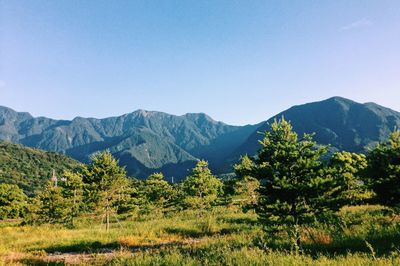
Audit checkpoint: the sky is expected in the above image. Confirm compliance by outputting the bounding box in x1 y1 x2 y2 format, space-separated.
0 1 399 125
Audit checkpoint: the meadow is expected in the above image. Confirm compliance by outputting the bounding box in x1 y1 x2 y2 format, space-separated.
1 205 400 266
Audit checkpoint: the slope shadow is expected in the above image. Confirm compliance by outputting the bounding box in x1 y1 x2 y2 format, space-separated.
262 228 400 258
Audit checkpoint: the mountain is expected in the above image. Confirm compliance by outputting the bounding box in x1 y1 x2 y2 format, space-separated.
229 97 400 161
1 97 399 179
0 141 81 196
0 107 257 179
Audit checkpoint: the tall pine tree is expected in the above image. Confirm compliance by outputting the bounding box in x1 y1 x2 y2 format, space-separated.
82 150 130 232
253 118 345 249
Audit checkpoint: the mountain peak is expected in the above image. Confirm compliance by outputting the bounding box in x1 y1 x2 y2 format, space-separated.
183 112 220 124
323 96 357 105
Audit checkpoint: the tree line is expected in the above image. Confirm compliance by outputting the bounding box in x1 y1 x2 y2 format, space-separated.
1 118 399 248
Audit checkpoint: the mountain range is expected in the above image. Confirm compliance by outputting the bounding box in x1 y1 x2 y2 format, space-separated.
1 96 399 180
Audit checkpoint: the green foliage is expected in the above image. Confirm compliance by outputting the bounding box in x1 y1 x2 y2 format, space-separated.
365 129 400 210
328 151 371 205
61 170 84 217
230 155 259 210
253 118 348 248
81 150 130 231
0 183 28 219
182 160 223 211
82 150 130 212
0 141 80 196
25 182 74 225
142 173 175 210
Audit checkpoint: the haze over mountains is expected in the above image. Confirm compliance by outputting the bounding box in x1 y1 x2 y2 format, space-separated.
1 97 399 179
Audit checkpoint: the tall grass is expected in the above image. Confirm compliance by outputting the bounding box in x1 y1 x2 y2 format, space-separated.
1 206 400 265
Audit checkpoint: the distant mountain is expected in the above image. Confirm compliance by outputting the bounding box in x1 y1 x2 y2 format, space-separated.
0 107 257 179
1 97 399 179
0 141 80 196
229 97 400 162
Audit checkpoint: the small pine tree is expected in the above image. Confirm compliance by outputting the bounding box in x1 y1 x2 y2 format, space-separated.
143 173 174 211
25 181 72 225
182 160 223 213
82 150 130 232
365 129 400 211
0 184 27 219
328 151 371 205
232 155 259 211
61 170 84 220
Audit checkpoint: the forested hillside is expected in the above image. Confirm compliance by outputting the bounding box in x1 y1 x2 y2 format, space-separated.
0 106 257 179
0 141 81 195
228 97 400 165
1 97 400 179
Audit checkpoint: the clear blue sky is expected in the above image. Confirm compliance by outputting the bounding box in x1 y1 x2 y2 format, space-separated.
1 1 399 125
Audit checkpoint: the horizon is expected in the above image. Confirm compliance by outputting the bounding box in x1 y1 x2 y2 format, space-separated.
1 95 398 126
1 1 400 125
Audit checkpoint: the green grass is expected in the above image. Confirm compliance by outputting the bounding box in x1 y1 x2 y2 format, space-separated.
1 206 400 265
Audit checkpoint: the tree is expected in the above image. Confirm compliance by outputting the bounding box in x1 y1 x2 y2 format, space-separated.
182 160 223 212
365 129 400 210
328 151 370 205
25 181 72 225
82 150 130 232
143 173 174 210
0 184 27 219
61 170 84 220
231 155 259 210
253 118 344 250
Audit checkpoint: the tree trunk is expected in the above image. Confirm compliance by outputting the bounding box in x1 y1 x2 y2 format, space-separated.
291 202 303 254
294 218 303 254
73 189 77 206
106 200 110 233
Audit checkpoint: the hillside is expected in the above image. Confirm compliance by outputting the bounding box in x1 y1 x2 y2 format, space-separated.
0 141 81 196
0 107 257 179
1 97 399 179
229 97 400 164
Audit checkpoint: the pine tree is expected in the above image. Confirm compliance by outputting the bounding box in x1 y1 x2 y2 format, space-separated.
365 129 400 211
0 184 27 219
61 170 84 220
231 155 259 210
143 173 174 210
182 160 223 212
328 151 371 205
253 118 344 250
25 181 72 225
82 150 130 232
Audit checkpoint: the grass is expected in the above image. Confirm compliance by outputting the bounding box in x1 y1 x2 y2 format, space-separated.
1 206 400 265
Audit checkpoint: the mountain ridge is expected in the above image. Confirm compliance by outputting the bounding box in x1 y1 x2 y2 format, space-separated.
1 96 399 179
0 105 258 179
229 96 400 163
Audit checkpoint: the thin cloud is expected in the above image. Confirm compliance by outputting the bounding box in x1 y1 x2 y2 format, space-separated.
341 19 373 31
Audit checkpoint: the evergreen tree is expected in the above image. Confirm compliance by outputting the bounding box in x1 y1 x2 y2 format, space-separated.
253 118 345 250
328 151 371 205
82 150 130 231
61 170 84 219
0 184 27 219
365 129 400 210
231 155 259 211
182 160 223 212
25 181 72 225
143 173 174 210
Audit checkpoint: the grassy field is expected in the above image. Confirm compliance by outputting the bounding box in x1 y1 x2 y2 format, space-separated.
1 205 399 265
